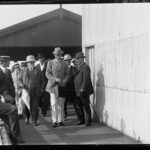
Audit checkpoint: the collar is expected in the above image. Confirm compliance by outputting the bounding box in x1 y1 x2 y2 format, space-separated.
54 58 62 63
0 65 6 73
78 62 85 67
39 62 45 66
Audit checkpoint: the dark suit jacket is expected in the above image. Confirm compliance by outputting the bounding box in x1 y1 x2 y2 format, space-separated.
35 62 48 90
74 63 94 97
0 68 15 98
66 65 78 96
18 67 45 96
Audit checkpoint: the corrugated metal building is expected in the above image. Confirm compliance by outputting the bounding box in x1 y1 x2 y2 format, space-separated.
82 4 150 143
0 8 81 60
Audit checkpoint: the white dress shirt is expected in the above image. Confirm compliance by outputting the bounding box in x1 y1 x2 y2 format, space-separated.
39 63 45 71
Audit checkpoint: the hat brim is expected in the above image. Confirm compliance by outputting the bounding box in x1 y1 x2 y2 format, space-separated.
52 51 64 55
75 56 86 58
64 59 72 61
14 65 20 68
37 56 45 59
26 60 36 63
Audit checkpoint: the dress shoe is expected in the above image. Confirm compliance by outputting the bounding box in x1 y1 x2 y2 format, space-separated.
58 122 64 126
76 121 85 125
85 123 91 127
33 121 38 126
52 122 57 128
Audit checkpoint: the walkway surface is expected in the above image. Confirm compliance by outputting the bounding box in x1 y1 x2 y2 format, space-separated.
19 104 141 145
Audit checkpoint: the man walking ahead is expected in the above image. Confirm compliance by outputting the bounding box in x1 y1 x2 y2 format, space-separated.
74 52 94 127
18 55 44 126
46 47 69 127
36 53 50 117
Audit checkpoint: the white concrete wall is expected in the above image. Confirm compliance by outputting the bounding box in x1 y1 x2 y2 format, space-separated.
82 4 150 143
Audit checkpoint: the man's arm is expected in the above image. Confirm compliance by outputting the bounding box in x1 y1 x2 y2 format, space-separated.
81 65 91 92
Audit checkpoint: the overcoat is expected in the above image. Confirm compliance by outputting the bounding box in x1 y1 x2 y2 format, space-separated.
74 63 94 97
35 62 48 90
0 68 15 98
18 67 44 96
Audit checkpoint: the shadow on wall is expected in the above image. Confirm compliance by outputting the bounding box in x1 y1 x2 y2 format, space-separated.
121 118 126 134
95 64 106 123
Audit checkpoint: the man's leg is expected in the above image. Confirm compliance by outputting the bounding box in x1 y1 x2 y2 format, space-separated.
42 91 50 116
39 94 43 113
50 93 58 125
63 98 68 119
57 97 65 125
32 96 40 125
80 94 91 126
74 97 85 124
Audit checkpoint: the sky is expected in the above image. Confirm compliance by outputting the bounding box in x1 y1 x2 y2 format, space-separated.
0 4 82 30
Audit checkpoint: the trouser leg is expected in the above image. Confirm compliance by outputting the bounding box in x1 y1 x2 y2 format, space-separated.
64 98 68 117
50 93 58 123
75 96 85 122
42 91 50 115
80 94 91 124
39 94 43 109
24 105 30 120
57 97 65 123
31 96 40 122
72 96 81 121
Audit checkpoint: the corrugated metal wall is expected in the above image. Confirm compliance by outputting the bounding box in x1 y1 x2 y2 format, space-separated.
82 4 150 143
0 16 81 47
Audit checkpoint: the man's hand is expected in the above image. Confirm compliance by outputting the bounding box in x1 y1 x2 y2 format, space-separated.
40 89 44 94
0 95 5 103
56 78 62 83
81 89 84 92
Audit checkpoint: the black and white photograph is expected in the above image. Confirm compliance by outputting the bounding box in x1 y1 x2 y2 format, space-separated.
0 1 148 146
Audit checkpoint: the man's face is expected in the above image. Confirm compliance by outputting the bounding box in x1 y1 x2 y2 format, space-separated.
1 60 10 68
15 68 20 74
65 60 71 66
27 62 35 71
54 53 61 60
38 58 45 64
76 57 84 65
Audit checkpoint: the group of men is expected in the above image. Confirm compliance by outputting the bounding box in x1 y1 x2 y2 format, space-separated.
0 47 94 144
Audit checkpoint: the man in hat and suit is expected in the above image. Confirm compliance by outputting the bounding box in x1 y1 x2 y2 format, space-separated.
20 61 27 70
63 54 82 121
74 52 94 127
36 53 50 117
12 62 23 118
0 56 24 144
18 55 45 126
46 47 69 127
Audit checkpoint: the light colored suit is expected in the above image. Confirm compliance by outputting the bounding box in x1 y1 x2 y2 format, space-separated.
45 58 69 123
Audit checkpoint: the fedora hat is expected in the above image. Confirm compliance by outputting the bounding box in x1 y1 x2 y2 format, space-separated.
13 62 20 68
64 54 72 61
26 55 36 63
52 47 64 55
37 53 45 59
20 61 27 67
75 52 86 58
0 56 10 61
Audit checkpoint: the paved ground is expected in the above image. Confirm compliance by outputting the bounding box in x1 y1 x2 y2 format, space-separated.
18 104 141 145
